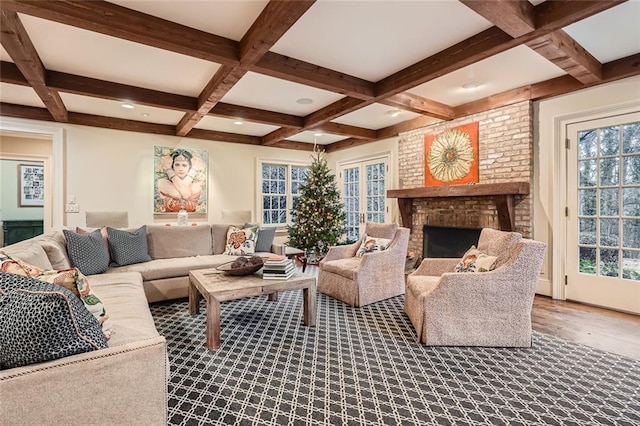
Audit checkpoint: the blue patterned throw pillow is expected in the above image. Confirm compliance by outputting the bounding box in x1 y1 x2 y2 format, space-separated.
0 273 108 369
63 229 110 275
106 226 152 267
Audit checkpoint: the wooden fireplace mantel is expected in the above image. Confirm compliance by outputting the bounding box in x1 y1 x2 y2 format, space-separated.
387 182 530 232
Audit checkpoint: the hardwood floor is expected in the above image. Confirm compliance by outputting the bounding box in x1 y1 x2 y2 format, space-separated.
532 295 640 361
302 264 640 361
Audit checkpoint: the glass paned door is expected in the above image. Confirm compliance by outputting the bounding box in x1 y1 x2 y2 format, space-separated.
339 157 389 243
566 113 640 314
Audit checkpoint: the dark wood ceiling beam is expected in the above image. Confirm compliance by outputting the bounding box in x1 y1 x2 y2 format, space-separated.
0 102 54 121
253 52 375 99
269 140 316 152
0 0 239 65
210 103 303 128
456 53 640 116
324 138 372 153
531 53 640 100
311 122 376 140
534 0 625 30
0 9 68 122
376 0 623 98
262 97 370 146
459 0 535 38
0 62 305 128
0 102 264 144
0 61 27 85
380 93 455 120
376 116 442 140
453 86 533 117
175 1 313 137
527 30 603 84
176 65 247 136
46 69 197 112
239 0 315 66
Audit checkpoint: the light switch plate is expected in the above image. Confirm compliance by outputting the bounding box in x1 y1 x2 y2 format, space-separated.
65 204 79 213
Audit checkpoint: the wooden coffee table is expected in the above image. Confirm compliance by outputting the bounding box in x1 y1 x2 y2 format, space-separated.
188 269 317 350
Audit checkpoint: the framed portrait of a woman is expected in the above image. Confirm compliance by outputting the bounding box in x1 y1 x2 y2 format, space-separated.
154 146 208 214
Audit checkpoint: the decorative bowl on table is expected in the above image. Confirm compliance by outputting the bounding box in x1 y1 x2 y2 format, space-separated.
216 255 264 276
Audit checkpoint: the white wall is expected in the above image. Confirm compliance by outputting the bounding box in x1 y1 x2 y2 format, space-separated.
59 125 316 228
534 75 640 296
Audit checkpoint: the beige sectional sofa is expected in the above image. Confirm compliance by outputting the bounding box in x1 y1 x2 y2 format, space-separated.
0 222 269 425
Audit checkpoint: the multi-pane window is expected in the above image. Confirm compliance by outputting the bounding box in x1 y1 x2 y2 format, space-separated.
261 163 309 225
577 121 640 281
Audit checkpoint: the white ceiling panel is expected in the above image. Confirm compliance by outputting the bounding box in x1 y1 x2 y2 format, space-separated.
0 83 45 108
564 1 640 63
195 115 278 137
271 0 492 82
18 14 220 97
408 45 566 106
108 0 269 41
221 72 344 116
59 93 184 125
286 131 346 145
333 103 423 130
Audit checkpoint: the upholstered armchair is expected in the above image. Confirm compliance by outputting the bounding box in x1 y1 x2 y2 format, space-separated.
405 228 546 347
318 223 410 307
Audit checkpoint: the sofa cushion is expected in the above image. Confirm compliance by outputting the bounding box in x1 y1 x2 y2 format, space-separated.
105 254 233 282
89 272 160 348
223 226 258 255
146 224 213 259
0 241 53 271
212 224 236 254
322 257 362 280
38 229 71 270
245 223 276 253
64 229 110 275
107 226 152 267
0 273 108 369
40 241 70 270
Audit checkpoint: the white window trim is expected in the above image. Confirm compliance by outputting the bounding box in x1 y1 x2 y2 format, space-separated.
255 157 311 228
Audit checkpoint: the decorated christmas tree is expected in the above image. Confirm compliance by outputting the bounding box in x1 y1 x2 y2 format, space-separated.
288 150 346 260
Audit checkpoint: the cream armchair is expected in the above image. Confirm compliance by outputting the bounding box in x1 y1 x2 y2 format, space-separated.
405 228 546 347
318 223 410 307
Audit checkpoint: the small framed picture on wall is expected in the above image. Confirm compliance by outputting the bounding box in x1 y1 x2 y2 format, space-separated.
19 164 44 207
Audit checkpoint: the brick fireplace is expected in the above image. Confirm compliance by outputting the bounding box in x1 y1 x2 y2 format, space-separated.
394 101 534 259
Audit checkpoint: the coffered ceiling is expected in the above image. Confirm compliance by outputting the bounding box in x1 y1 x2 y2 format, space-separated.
1 0 639 152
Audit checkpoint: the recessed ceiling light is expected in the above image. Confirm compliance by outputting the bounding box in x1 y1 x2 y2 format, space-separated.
233 120 244 125
121 103 135 109
140 112 150 117
386 109 402 118
297 98 313 105
462 83 479 90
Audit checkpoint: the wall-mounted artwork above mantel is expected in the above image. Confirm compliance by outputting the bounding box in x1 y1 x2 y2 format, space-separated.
424 122 479 187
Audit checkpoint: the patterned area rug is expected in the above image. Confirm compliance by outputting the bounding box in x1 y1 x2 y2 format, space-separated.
150 292 640 426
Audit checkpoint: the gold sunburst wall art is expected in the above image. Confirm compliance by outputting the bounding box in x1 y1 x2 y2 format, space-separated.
424 122 479 187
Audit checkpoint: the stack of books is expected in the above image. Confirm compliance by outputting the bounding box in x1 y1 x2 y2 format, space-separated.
263 255 295 280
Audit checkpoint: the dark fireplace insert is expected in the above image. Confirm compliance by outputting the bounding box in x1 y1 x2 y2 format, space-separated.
423 225 482 258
